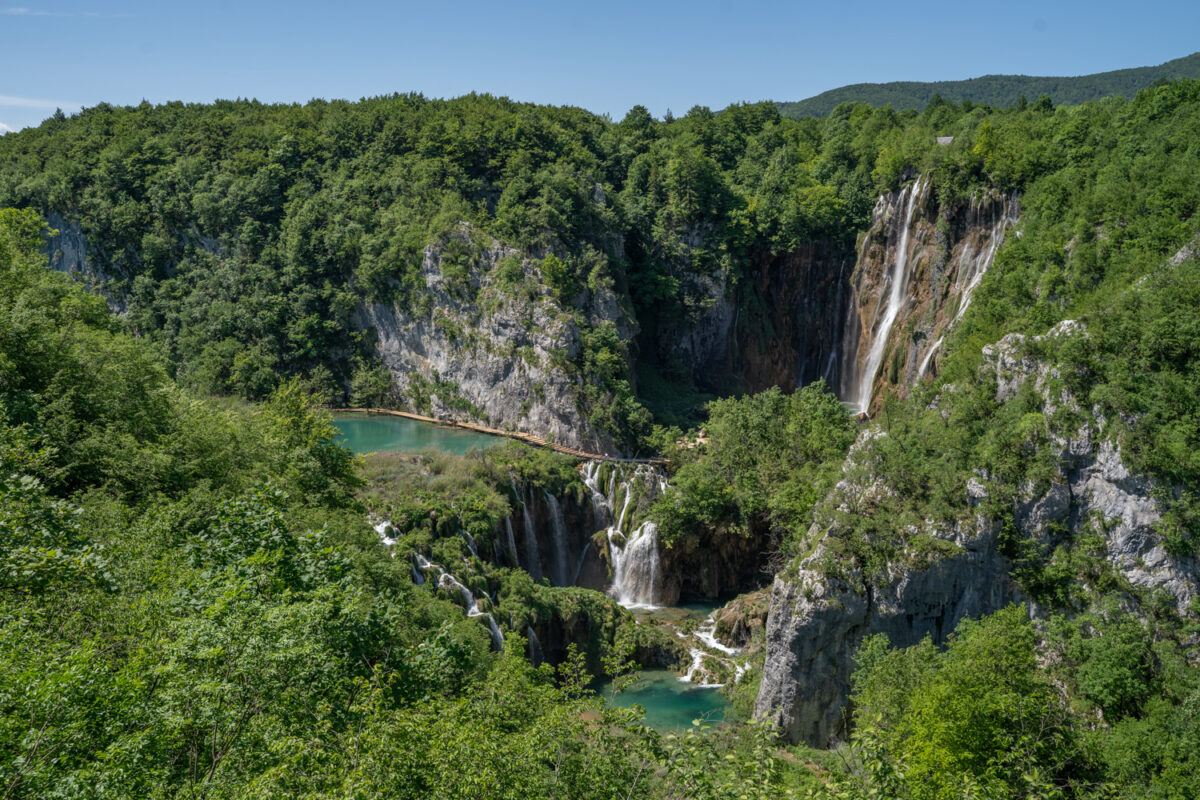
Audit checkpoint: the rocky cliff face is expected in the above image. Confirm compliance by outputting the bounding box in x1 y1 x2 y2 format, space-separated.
755 320 1199 746
645 239 855 396
356 226 635 453
840 178 1019 413
43 213 128 313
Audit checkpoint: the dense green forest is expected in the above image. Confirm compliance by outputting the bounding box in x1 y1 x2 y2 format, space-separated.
0 208 820 798
2 75 1200 798
776 50 1200 117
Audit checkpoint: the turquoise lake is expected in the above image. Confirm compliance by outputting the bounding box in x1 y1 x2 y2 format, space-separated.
596 670 732 732
332 413 506 456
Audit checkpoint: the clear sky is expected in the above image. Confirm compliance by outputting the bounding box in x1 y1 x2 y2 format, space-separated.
2 0 1198 132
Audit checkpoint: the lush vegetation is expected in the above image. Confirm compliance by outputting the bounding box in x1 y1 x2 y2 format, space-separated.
818 603 1200 799
1 208 836 798
776 50 1200 117
652 381 855 553
3 71 1200 798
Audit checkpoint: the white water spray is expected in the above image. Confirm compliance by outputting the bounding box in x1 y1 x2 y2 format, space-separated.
543 490 570 586
854 177 926 414
582 461 666 608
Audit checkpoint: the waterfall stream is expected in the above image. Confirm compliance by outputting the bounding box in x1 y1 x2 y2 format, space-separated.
413 554 505 651
582 461 666 608
543 490 570 586
854 177 926 414
519 484 542 581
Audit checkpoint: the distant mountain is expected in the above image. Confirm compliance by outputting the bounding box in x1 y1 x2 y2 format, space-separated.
777 51 1200 117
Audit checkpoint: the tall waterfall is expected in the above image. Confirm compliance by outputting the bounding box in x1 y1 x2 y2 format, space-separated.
838 178 1018 405
951 195 1017 324
582 461 667 608
853 177 926 414
543 490 570 587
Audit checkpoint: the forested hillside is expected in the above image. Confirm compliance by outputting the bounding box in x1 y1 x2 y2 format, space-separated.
2 77 1200 798
0 208 820 798
772 50 1200 118
776 50 1200 117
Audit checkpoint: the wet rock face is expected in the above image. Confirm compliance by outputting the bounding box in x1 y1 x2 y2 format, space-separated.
357 227 635 454
659 524 775 603
755 322 1199 747
840 181 1020 412
646 238 855 397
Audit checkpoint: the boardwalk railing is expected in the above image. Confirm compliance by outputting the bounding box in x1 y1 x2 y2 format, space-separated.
334 408 667 464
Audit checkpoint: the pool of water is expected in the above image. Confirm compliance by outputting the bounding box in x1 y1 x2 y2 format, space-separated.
332 413 506 456
596 670 732 732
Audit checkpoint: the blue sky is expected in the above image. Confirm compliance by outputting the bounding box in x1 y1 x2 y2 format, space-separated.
2 0 1197 132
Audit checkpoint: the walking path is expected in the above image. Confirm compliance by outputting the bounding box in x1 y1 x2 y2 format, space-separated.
336 408 667 464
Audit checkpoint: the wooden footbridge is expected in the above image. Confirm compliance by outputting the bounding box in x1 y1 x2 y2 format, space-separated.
336 408 667 464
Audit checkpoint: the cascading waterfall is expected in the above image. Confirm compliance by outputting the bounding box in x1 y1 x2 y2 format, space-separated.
952 195 1017 324
526 626 544 666
582 461 666 608
916 193 1017 380
372 518 397 547
680 613 747 687
519 484 542 581
413 554 505 651
543 490 570 586
609 521 663 608
503 516 521 569
853 176 926 414
917 336 943 379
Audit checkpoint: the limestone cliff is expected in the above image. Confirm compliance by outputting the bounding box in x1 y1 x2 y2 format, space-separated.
755 320 1199 746
645 239 855 397
356 225 635 454
43 213 127 313
840 178 1020 413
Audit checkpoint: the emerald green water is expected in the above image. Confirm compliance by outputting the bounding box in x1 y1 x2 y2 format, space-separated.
596 670 732 732
332 413 505 456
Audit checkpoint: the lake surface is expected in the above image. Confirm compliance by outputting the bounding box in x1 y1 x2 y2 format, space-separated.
332 413 506 456
596 670 732 731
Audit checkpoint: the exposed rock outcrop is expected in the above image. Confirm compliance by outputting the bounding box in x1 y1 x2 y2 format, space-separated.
357 226 635 453
840 179 1020 412
43 213 127 313
755 320 1198 746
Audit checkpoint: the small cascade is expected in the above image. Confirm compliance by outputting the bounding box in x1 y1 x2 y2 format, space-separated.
917 336 943 379
543 490 571 587
462 531 479 560
372 518 397 547
503 516 521 569
526 625 544 666
680 614 747 688
412 554 504 651
853 177 926 414
519 484 542 581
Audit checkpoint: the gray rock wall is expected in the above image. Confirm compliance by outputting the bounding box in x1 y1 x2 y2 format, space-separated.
358 226 633 453
755 321 1199 746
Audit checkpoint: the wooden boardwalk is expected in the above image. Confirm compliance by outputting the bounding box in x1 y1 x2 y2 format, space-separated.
335 408 667 464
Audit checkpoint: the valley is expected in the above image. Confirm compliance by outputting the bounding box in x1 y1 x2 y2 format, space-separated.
2 71 1200 799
